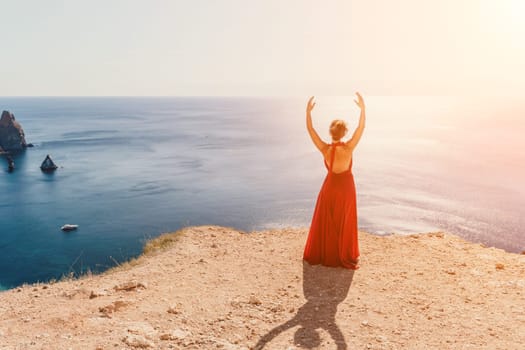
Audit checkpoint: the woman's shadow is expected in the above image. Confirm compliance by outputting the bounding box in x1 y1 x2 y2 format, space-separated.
254 261 354 349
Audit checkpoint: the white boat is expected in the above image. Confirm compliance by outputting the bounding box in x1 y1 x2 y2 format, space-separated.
61 224 79 231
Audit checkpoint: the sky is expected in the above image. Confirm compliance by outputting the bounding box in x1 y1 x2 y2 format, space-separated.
0 0 524 96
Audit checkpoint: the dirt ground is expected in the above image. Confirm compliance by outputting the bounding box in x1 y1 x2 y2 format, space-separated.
0 225 524 349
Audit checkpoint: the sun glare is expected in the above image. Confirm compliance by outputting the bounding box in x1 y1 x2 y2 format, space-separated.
499 0 525 33
510 1 525 25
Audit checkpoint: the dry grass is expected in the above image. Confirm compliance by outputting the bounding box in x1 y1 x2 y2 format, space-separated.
103 228 187 275
142 228 187 256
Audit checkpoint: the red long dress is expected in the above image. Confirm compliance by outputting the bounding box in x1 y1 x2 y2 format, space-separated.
303 142 360 269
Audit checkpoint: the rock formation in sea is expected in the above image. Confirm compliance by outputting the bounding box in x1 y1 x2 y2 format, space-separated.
0 110 27 151
40 155 58 172
7 155 15 172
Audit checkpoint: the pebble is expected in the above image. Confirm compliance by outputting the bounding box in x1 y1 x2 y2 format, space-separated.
89 290 108 299
248 296 262 306
99 300 128 316
122 334 154 348
160 328 188 341
114 281 147 291
376 335 388 342
167 306 180 314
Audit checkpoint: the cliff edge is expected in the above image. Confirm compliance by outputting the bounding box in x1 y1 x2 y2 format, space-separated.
0 226 524 349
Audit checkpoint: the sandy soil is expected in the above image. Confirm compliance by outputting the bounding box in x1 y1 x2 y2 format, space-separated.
0 225 524 350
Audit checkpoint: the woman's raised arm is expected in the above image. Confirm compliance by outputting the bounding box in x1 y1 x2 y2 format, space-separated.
347 92 366 150
306 96 328 154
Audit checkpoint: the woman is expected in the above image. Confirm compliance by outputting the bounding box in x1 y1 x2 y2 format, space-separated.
303 93 366 270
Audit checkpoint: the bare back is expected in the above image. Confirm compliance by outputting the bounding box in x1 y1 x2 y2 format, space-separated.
323 143 353 174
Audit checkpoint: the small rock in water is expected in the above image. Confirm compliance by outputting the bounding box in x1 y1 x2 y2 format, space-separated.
40 154 58 172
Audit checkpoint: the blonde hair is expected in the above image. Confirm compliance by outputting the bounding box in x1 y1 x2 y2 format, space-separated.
329 119 347 141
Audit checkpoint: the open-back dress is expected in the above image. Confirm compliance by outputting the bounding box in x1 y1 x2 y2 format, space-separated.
303 142 360 269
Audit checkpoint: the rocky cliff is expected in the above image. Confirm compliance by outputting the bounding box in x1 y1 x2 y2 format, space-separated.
0 110 27 151
0 226 524 349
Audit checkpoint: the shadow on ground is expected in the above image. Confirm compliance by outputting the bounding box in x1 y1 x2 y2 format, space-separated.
254 261 354 349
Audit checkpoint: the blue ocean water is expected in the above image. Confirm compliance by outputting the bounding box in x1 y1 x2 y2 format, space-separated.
1 96 524 290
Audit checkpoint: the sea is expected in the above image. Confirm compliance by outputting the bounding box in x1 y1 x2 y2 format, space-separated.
0 96 524 290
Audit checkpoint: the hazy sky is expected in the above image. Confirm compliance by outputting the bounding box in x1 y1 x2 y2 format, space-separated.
0 0 524 96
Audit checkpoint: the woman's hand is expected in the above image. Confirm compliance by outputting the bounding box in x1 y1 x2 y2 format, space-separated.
307 96 316 113
347 92 366 150
306 96 328 153
354 92 365 110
